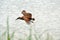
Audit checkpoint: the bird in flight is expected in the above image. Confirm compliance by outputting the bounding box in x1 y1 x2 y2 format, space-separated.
16 10 35 24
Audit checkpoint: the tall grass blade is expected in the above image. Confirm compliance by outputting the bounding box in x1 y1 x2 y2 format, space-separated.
34 34 39 40
0 31 6 40
46 33 53 40
27 25 32 40
10 31 15 40
46 33 49 40
7 16 10 40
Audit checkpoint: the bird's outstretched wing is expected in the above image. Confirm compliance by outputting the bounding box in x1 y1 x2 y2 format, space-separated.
23 13 32 18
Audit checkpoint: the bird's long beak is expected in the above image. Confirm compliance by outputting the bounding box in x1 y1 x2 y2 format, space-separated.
16 17 20 20
16 17 24 20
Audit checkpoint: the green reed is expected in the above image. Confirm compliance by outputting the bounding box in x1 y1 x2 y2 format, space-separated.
0 17 54 40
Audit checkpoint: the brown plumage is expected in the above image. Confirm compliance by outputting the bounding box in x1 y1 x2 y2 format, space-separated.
16 10 35 24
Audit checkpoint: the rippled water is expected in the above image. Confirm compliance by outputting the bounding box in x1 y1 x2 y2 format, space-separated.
0 0 60 40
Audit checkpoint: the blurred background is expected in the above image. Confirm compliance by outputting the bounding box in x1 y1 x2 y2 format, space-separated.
0 0 60 40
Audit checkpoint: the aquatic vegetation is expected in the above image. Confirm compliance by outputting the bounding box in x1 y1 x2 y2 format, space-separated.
0 17 54 40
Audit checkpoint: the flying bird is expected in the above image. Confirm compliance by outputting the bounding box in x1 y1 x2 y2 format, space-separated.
16 10 35 24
